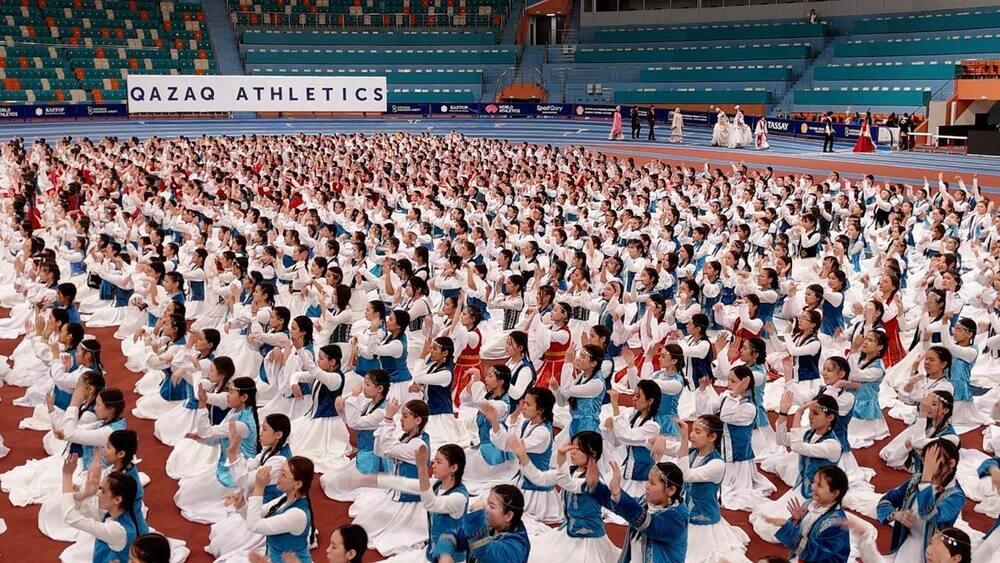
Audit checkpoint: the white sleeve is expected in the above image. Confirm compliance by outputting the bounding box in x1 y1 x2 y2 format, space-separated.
246 496 308 536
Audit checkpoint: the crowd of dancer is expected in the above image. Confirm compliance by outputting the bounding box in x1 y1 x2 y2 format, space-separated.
0 130 997 563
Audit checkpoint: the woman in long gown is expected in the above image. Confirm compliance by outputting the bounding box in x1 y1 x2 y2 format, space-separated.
173 376 260 524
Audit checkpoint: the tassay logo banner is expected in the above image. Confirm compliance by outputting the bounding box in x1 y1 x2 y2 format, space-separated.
126 75 387 113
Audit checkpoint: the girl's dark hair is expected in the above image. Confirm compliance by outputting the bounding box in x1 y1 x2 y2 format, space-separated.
271 306 291 331
815 465 849 506
633 379 662 427
335 524 369 563
527 387 556 424
108 429 139 468
927 345 953 377
130 532 171 563
926 391 955 436
571 430 603 462
99 388 126 422
489 364 512 398
935 527 972 563
433 336 456 366
491 484 525 530
746 337 767 366
654 461 685 504
293 315 314 346
231 376 261 453
508 331 529 356
697 414 725 452
212 356 236 392
813 394 840 428
261 413 292 464
106 470 140 532
366 369 391 404
287 456 317 547
202 328 221 353
403 399 431 435
437 444 467 486
825 356 851 380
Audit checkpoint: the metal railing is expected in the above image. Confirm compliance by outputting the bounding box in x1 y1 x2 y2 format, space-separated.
585 0 831 11
231 11 504 29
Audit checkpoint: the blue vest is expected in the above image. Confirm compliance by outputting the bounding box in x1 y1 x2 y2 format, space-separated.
311 370 344 419
820 297 845 336
568 371 604 436
98 278 114 301
159 339 189 402
518 422 554 492
509 359 536 410
685 449 723 525
562 468 606 538
720 396 754 462
80 417 127 470
355 399 388 474
950 344 975 402
216 408 258 487
686 336 714 388
125 464 149 532
258 330 288 384
380 334 412 383
426 483 470 562
796 430 841 498
112 284 133 307
391 432 431 503
623 415 655 482
262 445 294 503
475 394 513 466
820 386 853 453
265 497 312 563
794 335 821 382
70 259 87 276
189 278 206 302
653 371 683 436
425 361 455 416
702 281 723 330
92 511 143 563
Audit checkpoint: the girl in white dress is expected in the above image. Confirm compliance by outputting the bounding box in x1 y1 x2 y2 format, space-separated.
602 381 661 498
206 414 292 562
694 364 775 510
173 376 260 524
165 356 235 480
508 431 621 563
409 336 470 450
459 364 518 493
485 387 562 523
349 398 432 556
57 455 144 563
321 369 391 502
288 344 351 472
152 328 221 445
351 443 469 563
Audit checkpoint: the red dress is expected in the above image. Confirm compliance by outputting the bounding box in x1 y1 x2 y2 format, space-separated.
853 121 876 153
728 318 762 364
882 315 906 367
452 327 482 406
536 325 571 389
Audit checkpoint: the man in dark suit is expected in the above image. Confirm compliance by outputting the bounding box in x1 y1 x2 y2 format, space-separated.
822 111 835 152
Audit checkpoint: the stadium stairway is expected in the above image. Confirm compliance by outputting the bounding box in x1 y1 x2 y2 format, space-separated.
202 0 245 75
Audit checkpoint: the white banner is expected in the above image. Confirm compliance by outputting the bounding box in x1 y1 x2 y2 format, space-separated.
126 75 387 113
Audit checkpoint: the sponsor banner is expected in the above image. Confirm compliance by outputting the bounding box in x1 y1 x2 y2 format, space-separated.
573 104 619 119
436 103 480 115
533 104 572 117
387 103 431 115
761 118 877 142
126 75 387 113
80 103 128 118
0 103 128 120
